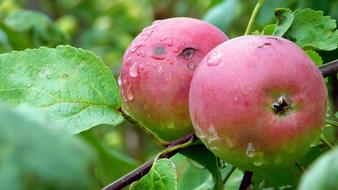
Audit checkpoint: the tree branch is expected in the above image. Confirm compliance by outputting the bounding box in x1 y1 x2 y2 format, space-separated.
239 171 253 190
319 59 338 78
103 60 338 190
102 133 196 190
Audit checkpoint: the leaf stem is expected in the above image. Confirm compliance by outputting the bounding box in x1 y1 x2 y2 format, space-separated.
154 136 194 162
223 166 236 184
320 137 334 149
215 158 224 190
244 0 265 35
325 119 338 127
119 108 168 146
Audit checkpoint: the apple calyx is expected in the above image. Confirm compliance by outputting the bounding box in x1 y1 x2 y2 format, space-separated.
272 95 291 115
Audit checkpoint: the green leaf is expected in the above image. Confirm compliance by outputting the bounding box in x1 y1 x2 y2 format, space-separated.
256 0 298 27
252 146 323 190
262 24 276 35
81 130 139 184
3 10 67 47
0 28 11 52
131 159 177 190
0 45 123 134
223 167 243 190
178 166 213 190
203 0 243 33
298 147 338 190
273 8 338 51
273 8 294 36
305 50 323 66
0 103 97 190
180 144 223 190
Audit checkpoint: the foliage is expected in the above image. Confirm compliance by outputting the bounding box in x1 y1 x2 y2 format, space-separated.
0 45 123 134
131 159 177 190
273 8 338 50
0 103 97 190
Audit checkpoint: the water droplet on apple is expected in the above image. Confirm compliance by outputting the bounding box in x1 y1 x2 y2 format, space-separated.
167 59 173 65
167 37 173 47
220 160 228 168
207 52 222 66
157 66 163 74
174 44 184 53
208 123 219 144
253 159 263 166
129 63 138 78
166 121 175 129
125 84 134 101
143 104 148 110
147 112 151 118
130 43 143 53
225 137 234 148
252 152 264 166
188 62 196 70
194 126 205 139
209 145 219 151
137 49 145 57
165 69 172 81
246 142 256 157
159 36 167 41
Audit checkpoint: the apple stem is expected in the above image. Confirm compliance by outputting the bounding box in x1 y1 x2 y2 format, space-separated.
325 119 338 127
320 137 334 149
119 108 169 146
244 0 265 35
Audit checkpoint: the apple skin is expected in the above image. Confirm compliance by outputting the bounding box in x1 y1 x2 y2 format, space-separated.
189 35 327 171
119 17 228 141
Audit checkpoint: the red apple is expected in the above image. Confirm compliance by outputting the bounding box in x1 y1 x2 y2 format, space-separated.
189 35 327 171
119 17 228 141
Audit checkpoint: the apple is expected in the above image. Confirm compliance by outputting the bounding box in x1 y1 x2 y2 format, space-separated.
119 17 228 141
189 35 327 171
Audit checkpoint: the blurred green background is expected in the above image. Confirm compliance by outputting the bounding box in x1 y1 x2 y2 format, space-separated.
0 0 337 188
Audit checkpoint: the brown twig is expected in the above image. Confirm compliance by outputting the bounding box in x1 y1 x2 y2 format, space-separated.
239 171 253 190
319 59 338 78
